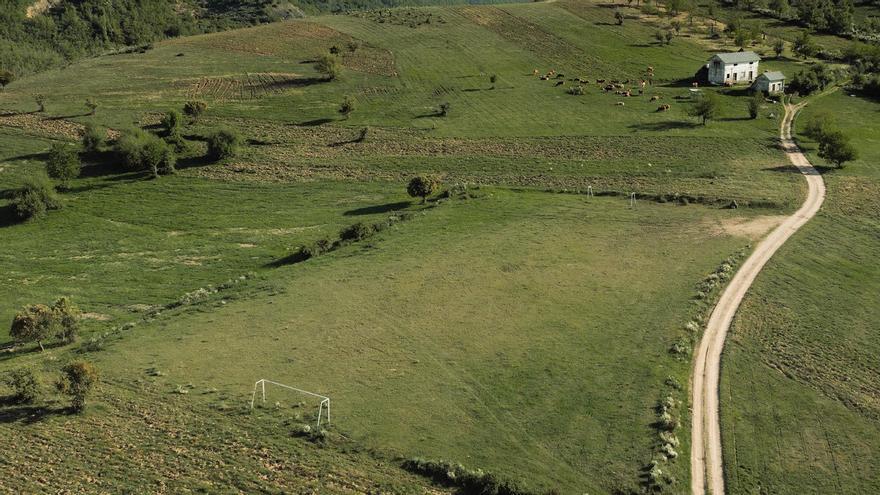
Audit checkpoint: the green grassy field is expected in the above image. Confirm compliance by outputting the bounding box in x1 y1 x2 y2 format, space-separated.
720 91 880 494
0 0 832 493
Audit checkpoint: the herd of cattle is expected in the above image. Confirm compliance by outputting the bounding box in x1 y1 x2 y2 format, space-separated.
532 66 679 111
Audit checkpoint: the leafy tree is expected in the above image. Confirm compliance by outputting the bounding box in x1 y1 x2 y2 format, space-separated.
314 54 341 80
2 368 40 403
438 102 450 116
10 304 57 351
81 123 104 152
818 130 857 167
770 0 790 17
688 93 720 125
0 69 14 90
162 109 183 136
615 10 625 25
773 38 785 58
46 143 82 190
489 73 497 89
339 96 356 119
793 31 817 59
803 112 834 139
406 176 439 203
734 29 750 49
183 100 207 121
664 30 675 44
34 94 46 113
57 361 98 412
207 128 240 161
10 175 61 220
655 30 665 43
52 297 81 344
747 92 763 119
115 129 175 176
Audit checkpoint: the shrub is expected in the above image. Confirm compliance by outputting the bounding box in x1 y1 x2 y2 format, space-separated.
314 54 341 80
10 304 57 351
747 92 762 119
407 176 439 203
84 98 97 116
116 129 176 175
45 143 81 190
2 368 40 403
183 100 207 120
57 361 98 412
688 92 720 125
567 85 586 95
0 69 14 89
338 96 356 119
81 123 104 152
339 222 375 242
206 128 241 161
162 109 183 136
803 112 834 140
10 175 61 220
34 93 45 112
438 102 450 116
52 297 81 344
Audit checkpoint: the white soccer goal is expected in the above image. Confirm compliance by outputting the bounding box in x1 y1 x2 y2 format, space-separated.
250 379 331 427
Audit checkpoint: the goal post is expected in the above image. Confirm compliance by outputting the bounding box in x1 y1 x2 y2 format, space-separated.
250 379 331 427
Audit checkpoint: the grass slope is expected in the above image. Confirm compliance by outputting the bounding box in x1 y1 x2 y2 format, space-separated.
721 91 880 494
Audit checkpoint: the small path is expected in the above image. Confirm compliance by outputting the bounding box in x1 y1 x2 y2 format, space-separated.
690 100 826 494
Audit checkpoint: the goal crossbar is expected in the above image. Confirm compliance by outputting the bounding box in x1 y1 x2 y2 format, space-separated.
249 379 331 427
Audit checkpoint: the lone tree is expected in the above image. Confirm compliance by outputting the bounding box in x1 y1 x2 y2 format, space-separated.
793 31 816 59
183 100 207 121
339 96 356 119
57 361 98 412
52 297 81 344
34 94 46 113
314 54 341 80
0 69 14 90
438 102 450 116
10 304 57 351
82 123 104 152
407 176 439 203
207 128 241 161
46 143 82 190
747 92 763 119
688 93 720 125
11 175 61 220
773 38 785 58
818 130 857 168
162 109 183 136
85 98 98 116
489 73 497 89
614 9 624 25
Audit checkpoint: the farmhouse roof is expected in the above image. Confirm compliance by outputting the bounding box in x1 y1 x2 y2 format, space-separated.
758 71 785 81
712 51 761 64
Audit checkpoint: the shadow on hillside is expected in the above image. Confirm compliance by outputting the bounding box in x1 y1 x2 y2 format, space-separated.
719 116 752 122
628 121 700 131
763 164 801 174
344 201 411 216
0 399 70 425
46 112 91 121
0 204 21 228
2 151 50 162
414 112 443 119
296 118 336 127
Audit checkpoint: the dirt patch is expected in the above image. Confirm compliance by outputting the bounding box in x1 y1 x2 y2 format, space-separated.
710 215 786 240
0 111 119 141
81 312 112 321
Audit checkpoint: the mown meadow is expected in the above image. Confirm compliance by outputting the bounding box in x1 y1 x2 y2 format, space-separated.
0 0 827 492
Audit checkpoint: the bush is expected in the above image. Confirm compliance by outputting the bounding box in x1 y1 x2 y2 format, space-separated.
57 361 98 412
567 85 586 95
438 102 450 116
314 54 341 80
162 109 183 136
747 92 762 119
81 123 104 152
818 130 857 168
52 297 81 344
183 100 207 120
0 69 14 89
339 222 375 242
2 369 40 403
115 129 176 175
10 175 61 220
45 143 81 190
10 304 57 351
803 112 834 140
407 176 440 203
206 128 241 161
339 95 356 119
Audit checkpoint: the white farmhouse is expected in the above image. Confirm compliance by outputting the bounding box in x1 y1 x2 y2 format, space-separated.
752 71 785 94
705 51 761 85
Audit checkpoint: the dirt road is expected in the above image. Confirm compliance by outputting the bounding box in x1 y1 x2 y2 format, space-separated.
690 101 826 494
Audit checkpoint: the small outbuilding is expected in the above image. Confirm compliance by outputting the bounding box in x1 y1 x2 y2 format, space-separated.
703 51 761 85
752 71 785 94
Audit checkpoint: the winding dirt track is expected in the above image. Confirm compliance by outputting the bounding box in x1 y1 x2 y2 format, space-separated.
690 101 826 494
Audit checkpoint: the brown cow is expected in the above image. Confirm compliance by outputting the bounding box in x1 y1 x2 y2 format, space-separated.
657 104 671 112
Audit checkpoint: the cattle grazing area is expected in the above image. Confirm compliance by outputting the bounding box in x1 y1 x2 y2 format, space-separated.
0 0 873 493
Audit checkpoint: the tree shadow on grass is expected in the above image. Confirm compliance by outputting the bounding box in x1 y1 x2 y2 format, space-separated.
0 204 22 228
46 112 91 121
2 151 49 162
344 201 411 216
0 397 74 425
719 116 753 122
296 118 336 127
628 121 700 131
